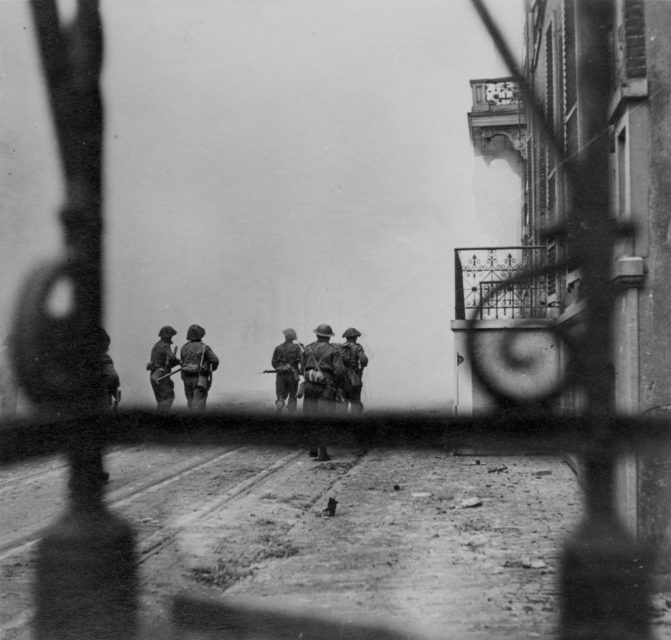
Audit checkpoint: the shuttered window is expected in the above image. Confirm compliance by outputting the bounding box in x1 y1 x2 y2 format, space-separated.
563 0 577 114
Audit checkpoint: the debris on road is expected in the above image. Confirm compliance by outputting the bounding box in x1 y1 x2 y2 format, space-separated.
488 465 508 474
463 534 489 549
411 492 432 498
459 497 483 508
522 558 547 569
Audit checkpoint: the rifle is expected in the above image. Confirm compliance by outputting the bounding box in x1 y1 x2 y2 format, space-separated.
259 369 299 374
155 366 185 381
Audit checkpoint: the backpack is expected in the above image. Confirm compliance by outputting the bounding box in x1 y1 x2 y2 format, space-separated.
304 344 330 385
340 342 356 368
181 344 207 375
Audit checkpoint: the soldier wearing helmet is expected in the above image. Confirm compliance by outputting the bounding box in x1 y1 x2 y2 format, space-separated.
180 324 219 412
271 328 303 413
98 327 120 412
147 325 180 414
301 323 343 461
337 327 368 416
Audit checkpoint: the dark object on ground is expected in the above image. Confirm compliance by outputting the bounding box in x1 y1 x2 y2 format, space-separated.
488 465 508 474
323 497 338 517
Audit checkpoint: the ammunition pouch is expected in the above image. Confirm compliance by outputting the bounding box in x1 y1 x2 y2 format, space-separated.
181 363 200 375
345 368 362 389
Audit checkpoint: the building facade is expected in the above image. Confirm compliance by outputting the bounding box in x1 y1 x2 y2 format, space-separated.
458 0 671 577
453 77 562 415
456 2 671 577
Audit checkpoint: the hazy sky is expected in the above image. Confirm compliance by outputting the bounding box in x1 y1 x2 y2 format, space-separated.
0 0 524 411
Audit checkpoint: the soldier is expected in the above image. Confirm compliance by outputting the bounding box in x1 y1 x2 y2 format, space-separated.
271 328 302 413
78 326 120 413
97 327 120 482
89 326 121 413
180 324 219 412
147 326 180 415
338 327 368 416
301 323 343 461
0 335 18 418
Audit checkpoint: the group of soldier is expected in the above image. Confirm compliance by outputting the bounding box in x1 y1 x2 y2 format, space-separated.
270 323 368 460
0 322 368 444
147 324 220 414
147 322 367 441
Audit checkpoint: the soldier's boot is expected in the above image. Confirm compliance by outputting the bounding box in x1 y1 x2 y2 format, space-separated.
316 446 331 462
275 399 284 412
308 449 318 457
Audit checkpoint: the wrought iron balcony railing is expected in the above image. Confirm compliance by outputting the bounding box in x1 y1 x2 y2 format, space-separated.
469 77 522 112
454 247 548 320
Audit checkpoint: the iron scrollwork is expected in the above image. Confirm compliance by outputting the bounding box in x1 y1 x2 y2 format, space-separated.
465 258 576 408
10 0 106 415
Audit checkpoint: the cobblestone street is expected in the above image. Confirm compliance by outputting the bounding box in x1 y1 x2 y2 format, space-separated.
159 448 583 639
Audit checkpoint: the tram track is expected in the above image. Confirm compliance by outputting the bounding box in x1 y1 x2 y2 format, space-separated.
0 461 68 493
0 443 166 495
0 445 245 561
0 445 369 640
0 444 310 639
135 449 306 564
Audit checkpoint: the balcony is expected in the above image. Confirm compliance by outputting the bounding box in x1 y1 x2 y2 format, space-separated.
454 246 549 321
469 78 523 112
467 78 527 163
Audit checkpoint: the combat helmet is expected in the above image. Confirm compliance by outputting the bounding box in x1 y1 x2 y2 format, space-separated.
158 325 177 339
186 324 206 341
283 328 297 340
342 327 361 339
313 324 334 337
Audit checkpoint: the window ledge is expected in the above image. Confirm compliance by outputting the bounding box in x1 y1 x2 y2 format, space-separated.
609 78 648 123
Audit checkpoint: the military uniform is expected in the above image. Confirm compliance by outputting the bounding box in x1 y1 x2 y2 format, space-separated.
180 324 219 412
86 326 121 413
95 328 120 482
301 324 343 461
147 326 180 415
338 327 368 416
101 352 120 410
271 328 302 413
